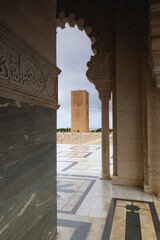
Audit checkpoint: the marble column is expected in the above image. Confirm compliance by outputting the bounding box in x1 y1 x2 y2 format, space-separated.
99 91 111 180
113 75 117 177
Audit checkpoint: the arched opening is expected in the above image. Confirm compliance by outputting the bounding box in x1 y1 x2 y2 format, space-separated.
56 12 113 176
56 17 114 234
56 23 98 132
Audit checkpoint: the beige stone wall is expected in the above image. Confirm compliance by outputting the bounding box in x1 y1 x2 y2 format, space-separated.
57 132 102 145
71 90 89 133
113 0 145 187
0 0 56 64
145 73 160 193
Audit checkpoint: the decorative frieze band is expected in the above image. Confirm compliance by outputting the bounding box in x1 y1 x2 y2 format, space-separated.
151 53 160 88
0 21 61 109
150 3 160 89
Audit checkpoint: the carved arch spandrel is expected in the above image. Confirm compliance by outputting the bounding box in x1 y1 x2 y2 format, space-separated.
86 31 114 84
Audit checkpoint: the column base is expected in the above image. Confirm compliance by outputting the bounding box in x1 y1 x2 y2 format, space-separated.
112 176 143 187
144 183 160 194
99 173 111 180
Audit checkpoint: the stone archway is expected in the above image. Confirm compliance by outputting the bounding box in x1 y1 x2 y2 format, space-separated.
56 11 114 179
56 12 97 52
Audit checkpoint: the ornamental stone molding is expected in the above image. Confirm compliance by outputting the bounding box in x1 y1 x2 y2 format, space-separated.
86 30 114 97
99 90 111 109
0 21 61 109
151 54 160 88
86 32 113 83
150 1 160 89
99 90 111 102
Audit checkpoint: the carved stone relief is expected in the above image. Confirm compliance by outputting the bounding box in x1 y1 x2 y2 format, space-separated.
150 2 160 89
86 32 113 84
0 21 60 109
0 41 20 83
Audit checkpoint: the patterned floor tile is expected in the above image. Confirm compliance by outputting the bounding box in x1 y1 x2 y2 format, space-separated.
56 144 159 240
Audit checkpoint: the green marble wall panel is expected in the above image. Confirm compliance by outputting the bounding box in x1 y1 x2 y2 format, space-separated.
0 97 57 240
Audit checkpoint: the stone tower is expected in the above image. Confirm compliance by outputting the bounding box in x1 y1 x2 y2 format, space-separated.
71 90 89 133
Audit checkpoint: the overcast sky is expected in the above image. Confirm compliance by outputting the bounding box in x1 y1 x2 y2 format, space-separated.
56 24 112 129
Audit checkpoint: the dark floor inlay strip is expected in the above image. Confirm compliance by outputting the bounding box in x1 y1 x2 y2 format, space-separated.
62 162 78 171
58 180 96 214
150 202 160 240
102 198 160 240
125 209 141 240
58 219 92 240
102 198 116 240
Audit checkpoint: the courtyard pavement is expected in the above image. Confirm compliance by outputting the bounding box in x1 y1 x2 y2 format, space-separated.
55 144 160 240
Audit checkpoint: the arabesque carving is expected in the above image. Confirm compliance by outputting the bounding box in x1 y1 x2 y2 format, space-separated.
0 42 20 83
21 56 46 94
0 22 60 109
150 2 160 89
86 32 113 84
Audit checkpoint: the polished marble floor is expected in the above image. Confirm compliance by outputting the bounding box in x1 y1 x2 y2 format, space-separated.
55 144 160 240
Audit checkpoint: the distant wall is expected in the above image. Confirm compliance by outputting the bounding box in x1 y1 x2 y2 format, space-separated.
57 132 102 144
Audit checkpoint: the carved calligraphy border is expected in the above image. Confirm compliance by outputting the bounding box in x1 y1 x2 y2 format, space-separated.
0 20 61 109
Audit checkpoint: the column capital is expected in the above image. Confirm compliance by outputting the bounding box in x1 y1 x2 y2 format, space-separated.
99 90 111 103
